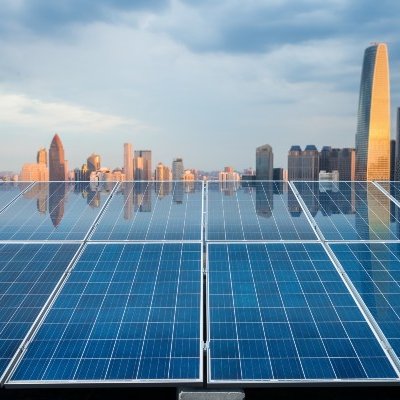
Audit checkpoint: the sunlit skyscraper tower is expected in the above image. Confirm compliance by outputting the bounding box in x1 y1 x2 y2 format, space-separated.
355 43 390 180
124 143 134 181
49 134 67 181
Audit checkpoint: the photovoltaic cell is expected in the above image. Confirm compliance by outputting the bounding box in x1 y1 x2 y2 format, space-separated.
207 243 398 382
0 182 29 211
207 182 316 241
91 182 203 241
0 182 117 241
294 181 400 241
0 243 80 380
9 243 202 383
330 242 400 366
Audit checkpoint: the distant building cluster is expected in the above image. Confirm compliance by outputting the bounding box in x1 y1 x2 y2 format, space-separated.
5 43 399 185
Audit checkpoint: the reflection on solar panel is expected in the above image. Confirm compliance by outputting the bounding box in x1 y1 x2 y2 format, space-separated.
207 182 316 241
207 243 398 382
330 242 400 366
9 243 202 384
0 243 80 380
0 182 117 240
91 182 203 241
0 182 30 211
294 181 400 241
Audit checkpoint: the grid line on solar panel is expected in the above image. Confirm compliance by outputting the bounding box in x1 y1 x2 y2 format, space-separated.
206 181 317 241
375 182 400 210
7 243 203 384
292 181 400 241
207 242 399 383
329 242 400 373
90 182 204 241
0 182 118 241
0 182 35 214
0 242 81 383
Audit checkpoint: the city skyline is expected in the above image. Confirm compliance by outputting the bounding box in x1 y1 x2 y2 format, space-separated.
0 1 400 172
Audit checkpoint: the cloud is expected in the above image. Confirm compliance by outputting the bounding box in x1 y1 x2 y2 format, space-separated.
0 92 145 132
0 0 170 36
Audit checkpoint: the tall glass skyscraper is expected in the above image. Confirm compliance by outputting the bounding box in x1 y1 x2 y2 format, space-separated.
49 134 66 181
355 43 390 180
256 144 273 180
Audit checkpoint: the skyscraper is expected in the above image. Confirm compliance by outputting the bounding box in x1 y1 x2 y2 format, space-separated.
390 139 396 181
396 108 400 180
172 158 184 180
319 146 332 172
288 145 303 180
49 134 67 181
87 154 101 173
124 143 134 181
256 144 273 180
134 150 152 181
37 148 47 166
338 148 356 181
355 43 390 180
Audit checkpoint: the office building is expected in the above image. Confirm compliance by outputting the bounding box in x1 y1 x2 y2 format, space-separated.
391 139 396 181
273 168 285 181
37 148 47 166
319 146 332 172
124 143 134 181
172 158 184 180
134 150 152 181
288 145 303 180
87 153 101 174
256 144 273 180
49 134 67 181
355 43 390 180
155 163 172 181
19 163 49 181
338 148 356 181
396 108 400 180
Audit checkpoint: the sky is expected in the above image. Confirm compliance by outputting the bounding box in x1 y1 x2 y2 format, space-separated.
0 0 400 173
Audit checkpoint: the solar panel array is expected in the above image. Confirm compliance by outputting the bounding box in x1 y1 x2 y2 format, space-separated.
1 180 400 387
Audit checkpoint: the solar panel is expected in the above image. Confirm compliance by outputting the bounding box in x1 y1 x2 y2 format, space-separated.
330 242 400 367
0 182 117 241
207 181 317 241
91 182 203 241
0 243 81 382
8 243 202 384
293 181 400 241
0 182 31 212
207 243 398 382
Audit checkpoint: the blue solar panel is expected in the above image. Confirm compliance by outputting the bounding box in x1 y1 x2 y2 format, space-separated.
0 182 30 211
0 243 80 380
294 181 400 241
330 242 400 366
9 243 202 383
207 181 316 241
207 243 398 382
0 182 117 240
91 182 203 241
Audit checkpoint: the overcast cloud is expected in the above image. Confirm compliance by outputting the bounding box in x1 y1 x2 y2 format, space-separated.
0 0 399 172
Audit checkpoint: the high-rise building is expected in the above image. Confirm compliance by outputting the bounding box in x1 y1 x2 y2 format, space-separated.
134 150 152 181
20 163 49 181
390 139 396 181
338 148 356 181
273 168 284 181
319 146 332 172
302 145 320 180
256 144 273 180
355 43 390 180
288 146 303 180
330 148 340 172
172 158 184 180
396 108 400 180
37 148 47 166
124 143 134 181
155 163 172 181
288 145 319 181
49 134 67 181
87 153 101 173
